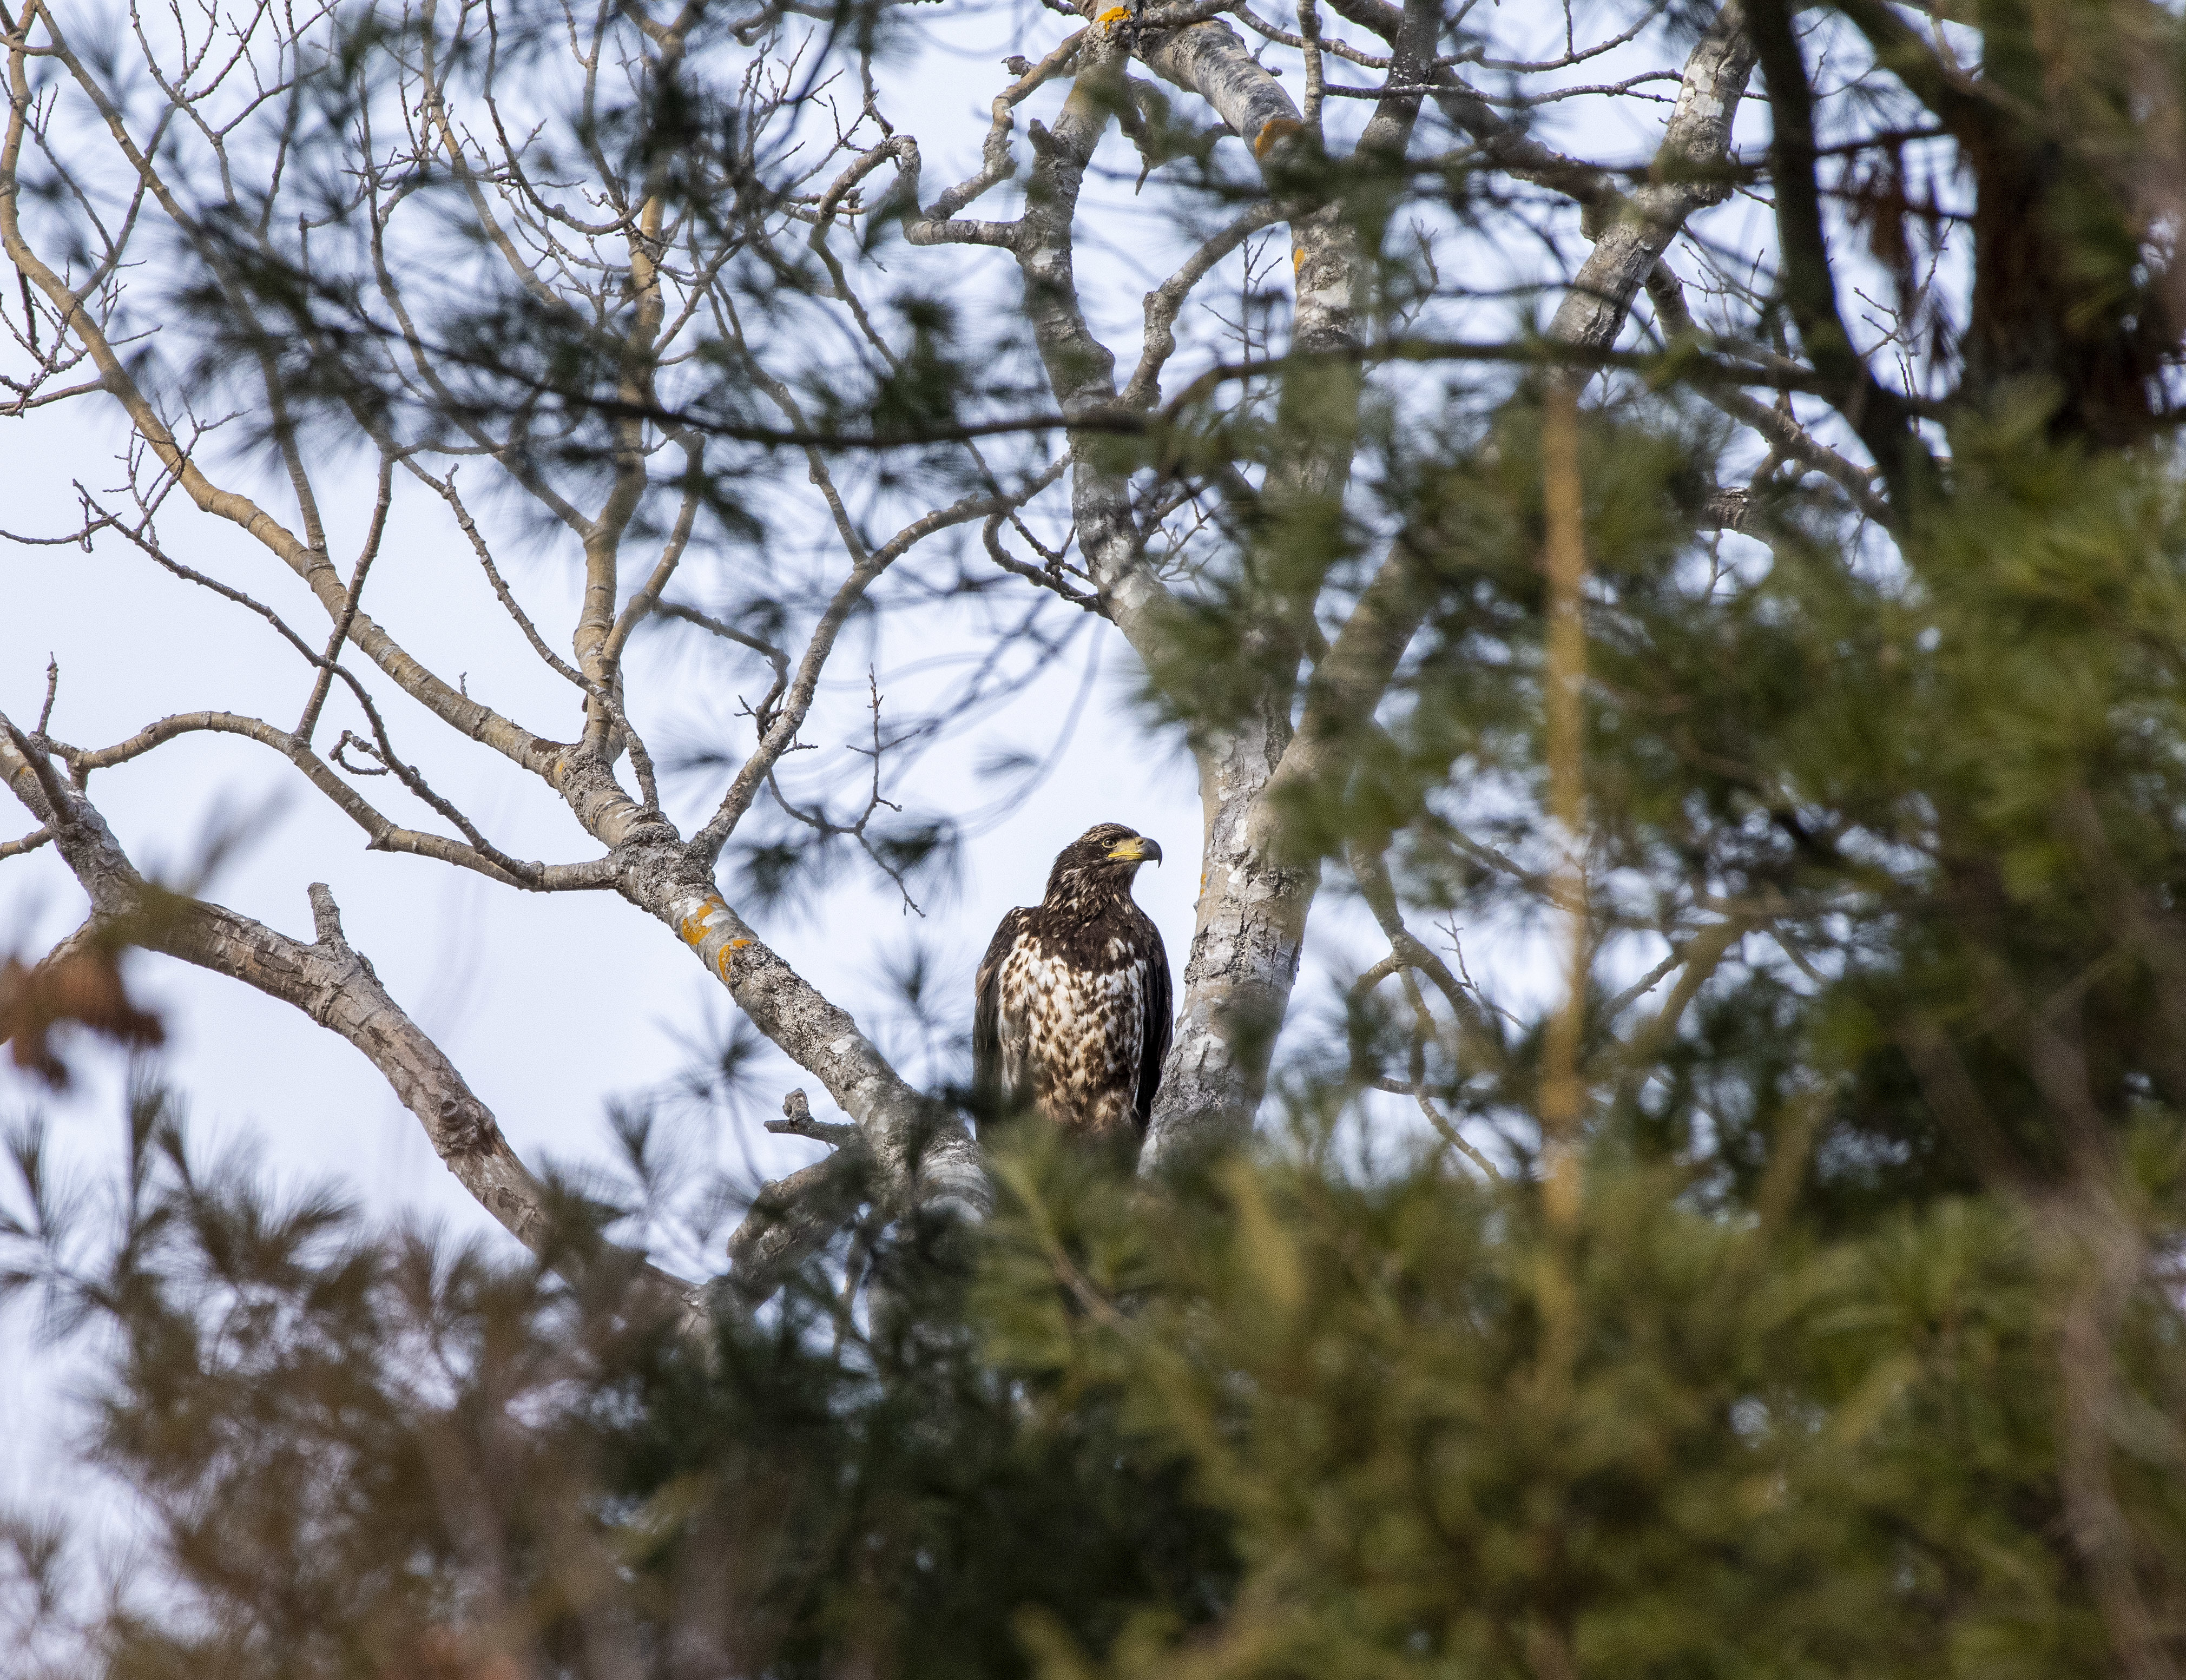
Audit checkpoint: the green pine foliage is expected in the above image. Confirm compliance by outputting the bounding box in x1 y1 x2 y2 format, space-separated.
17 398 2186 1678
14 0 2186 1668
17 398 2186 1680
10 1007 2186 1680
989 1145 2125 1680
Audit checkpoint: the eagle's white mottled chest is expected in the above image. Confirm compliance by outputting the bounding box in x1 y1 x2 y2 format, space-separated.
996 935 1147 1138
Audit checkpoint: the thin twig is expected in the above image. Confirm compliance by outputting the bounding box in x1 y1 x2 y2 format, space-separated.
297 452 394 743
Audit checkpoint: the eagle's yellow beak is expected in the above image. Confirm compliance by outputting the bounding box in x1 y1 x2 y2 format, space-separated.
1106 835 1162 864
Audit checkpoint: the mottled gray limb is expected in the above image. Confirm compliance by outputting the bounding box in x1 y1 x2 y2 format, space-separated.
634 859 990 1228
1125 200 1283 406
1128 0 1431 1160
1144 535 1434 1162
724 1088 874 1303
1133 16 1307 176
0 718 702 1331
1143 2 1757 1167
984 512 1105 611
768 1088 862 1148
723 1148 871 1310
1544 3 1755 355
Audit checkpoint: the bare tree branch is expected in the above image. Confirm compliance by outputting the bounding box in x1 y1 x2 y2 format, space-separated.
0 715 701 1330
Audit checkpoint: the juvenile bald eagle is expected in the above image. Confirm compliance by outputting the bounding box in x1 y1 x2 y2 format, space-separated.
973 823 1172 1146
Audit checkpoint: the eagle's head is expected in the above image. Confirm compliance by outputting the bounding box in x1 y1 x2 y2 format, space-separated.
1043 821 1162 907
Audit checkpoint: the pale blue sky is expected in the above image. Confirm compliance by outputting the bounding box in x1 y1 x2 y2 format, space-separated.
0 0 1745 1552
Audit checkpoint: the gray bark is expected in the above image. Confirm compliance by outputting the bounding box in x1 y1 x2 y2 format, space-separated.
1125 3 1754 1162
1545 5 1756 354
6 0 987 1283
0 0 1759 1305
0 716 703 1330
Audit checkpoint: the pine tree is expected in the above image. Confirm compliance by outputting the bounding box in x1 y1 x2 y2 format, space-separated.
14 0 2186 1674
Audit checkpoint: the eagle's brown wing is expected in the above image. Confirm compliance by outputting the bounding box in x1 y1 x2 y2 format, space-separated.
973 906 1032 1121
1134 925 1172 1135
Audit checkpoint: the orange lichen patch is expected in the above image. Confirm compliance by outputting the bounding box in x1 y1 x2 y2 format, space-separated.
714 938 753 983
680 896 728 945
1096 4 1131 22
1253 117 1305 157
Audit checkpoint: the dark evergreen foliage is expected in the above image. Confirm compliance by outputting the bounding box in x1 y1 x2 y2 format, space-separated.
14 0 2186 1671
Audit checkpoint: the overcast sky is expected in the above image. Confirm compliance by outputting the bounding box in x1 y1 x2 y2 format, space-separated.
0 0 1303 1539
0 0 1733 1547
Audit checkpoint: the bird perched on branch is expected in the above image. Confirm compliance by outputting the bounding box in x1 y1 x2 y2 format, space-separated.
975 823 1172 1149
